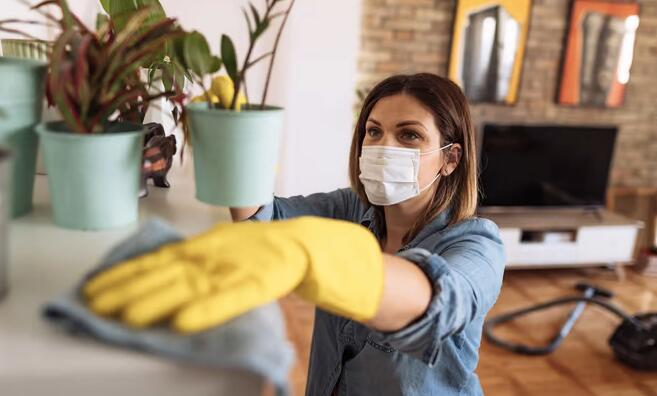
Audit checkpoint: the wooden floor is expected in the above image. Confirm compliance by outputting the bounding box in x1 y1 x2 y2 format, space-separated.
279 267 657 396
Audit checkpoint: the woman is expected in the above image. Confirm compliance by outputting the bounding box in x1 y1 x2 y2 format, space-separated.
84 73 505 395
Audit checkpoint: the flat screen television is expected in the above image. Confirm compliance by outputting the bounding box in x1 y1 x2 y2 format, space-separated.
478 124 618 209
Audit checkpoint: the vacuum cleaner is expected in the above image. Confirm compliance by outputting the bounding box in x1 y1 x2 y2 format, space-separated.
483 282 657 370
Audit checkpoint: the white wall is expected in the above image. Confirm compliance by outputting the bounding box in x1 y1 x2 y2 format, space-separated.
268 1 362 196
1 0 362 197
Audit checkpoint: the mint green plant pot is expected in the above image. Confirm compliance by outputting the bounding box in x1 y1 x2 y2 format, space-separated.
1 39 50 61
185 103 284 207
36 122 144 230
0 57 46 217
0 148 11 299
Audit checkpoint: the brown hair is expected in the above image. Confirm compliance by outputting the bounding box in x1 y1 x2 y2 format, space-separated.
349 73 478 244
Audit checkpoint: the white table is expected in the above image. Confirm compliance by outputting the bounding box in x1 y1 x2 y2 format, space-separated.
0 163 267 396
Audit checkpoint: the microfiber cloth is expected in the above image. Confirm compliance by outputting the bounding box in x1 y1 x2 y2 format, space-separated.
42 218 295 395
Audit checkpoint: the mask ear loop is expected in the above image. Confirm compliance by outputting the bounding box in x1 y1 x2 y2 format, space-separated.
418 143 453 192
420 143 454 156
419 172 442 193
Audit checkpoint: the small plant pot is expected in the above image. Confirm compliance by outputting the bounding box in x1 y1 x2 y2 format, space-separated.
0 39 50 61
0 57 47 217
185 103 284 207
0 148 11 300
36 122 144 230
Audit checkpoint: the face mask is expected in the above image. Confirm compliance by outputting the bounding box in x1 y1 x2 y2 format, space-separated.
358 143 453 206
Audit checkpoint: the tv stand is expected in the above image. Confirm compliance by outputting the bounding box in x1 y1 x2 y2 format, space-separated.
479 208 642 276
581 206 603 221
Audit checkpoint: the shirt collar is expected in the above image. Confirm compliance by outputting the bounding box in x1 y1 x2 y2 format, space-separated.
359 206 383 240
359 206 453 249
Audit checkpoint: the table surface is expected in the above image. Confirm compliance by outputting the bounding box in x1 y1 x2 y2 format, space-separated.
0 163 267 396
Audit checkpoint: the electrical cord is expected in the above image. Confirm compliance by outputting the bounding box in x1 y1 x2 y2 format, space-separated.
483 284 648 356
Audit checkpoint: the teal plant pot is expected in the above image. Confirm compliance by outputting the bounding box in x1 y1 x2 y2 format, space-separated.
1 39 50 61
0 148 11 299
36 122 145 230
0 57 46 217
185 103 284 207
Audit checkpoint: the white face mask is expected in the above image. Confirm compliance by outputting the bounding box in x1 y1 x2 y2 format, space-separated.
358 143 453 206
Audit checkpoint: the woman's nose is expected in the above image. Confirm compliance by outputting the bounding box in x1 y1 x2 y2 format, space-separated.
377 131 398 147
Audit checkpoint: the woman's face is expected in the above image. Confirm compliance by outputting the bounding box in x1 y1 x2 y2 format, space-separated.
363 94 449 192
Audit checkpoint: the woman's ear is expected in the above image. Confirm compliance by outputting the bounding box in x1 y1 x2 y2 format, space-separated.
442 143 462 176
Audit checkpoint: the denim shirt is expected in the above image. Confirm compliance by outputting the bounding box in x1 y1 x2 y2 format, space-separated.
250 188 505 396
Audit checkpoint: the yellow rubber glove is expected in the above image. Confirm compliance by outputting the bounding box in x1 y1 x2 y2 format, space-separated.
83 217 384 334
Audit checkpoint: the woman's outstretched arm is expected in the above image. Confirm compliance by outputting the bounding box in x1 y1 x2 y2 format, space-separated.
366 254 432 332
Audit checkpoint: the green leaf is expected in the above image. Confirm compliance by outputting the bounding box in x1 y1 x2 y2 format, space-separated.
173 63 187 92
99 0 111 13
253 17 269 40
249 3 261 28
209 56 222 74
220 34 238 83
171 33 187 65
139 0 167 29
148 63 158 88
183 31 215 77
107 0 167 35
95 12 109 31
161 63 174 92
242 7 253 35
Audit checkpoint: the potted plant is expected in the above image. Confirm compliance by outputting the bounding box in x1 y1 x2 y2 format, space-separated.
0 16 48 218
35 0 184 230
181 0 295 207
98 0 187 197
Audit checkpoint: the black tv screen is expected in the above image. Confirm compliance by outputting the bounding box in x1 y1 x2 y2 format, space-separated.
479 124 617 208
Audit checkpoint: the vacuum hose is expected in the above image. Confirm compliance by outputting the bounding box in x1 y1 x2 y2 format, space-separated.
483 283 647 356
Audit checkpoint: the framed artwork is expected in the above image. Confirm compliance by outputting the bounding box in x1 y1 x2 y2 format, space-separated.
448 0 532 105
558 1 640 108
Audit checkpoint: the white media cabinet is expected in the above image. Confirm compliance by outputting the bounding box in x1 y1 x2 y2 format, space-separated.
480 208 642 272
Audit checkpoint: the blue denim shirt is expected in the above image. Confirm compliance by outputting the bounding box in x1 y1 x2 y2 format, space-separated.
250 188 505 396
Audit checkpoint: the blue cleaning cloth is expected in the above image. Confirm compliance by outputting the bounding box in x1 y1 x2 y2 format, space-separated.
42 218 295 395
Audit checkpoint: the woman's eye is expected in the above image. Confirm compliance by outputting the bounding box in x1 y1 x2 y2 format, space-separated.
400 130 420 141
366 128 382 138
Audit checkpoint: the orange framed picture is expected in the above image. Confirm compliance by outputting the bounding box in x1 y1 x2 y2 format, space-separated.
558 1 640 108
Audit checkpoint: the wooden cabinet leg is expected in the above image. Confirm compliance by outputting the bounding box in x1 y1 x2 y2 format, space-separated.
613 263 626 281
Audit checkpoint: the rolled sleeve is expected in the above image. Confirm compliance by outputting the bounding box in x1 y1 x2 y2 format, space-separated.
371 219 505 366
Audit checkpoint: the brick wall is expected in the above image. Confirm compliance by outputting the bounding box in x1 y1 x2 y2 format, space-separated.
357 0 657 187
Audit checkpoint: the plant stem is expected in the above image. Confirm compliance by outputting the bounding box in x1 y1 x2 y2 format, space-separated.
243 76 250 105
260 0 295 109
230 1 275 110
246 51 273 68
199 77 213 109
229 42 254 110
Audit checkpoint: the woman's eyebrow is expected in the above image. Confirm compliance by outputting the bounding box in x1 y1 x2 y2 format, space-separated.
367 118 381 125
396 120 427 130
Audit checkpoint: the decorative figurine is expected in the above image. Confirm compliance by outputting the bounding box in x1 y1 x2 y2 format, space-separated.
140 122 177 198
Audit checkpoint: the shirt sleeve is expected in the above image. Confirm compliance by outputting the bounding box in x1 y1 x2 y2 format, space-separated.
370 218 506 367
248 188 359 222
